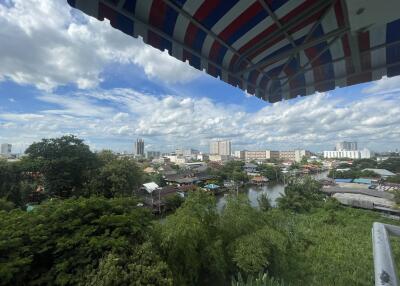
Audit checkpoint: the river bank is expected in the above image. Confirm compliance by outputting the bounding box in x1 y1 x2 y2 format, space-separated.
217 171 329 210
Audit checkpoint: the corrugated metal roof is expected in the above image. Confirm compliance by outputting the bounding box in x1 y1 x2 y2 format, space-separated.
363 169 396 177
143 182 160 193
67 0 400 103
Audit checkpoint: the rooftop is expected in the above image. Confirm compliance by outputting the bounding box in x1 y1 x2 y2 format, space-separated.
363 168 396 177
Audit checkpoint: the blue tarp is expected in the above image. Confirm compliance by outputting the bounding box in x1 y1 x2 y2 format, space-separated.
335 179 353 183
353 178 372 185
204 184 220 190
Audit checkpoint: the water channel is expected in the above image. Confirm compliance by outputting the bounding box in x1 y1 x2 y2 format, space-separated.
216 171 329 210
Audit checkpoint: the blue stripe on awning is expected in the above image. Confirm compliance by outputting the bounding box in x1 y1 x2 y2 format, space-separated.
123 0 136 13
163 5 179 36
202 1 239 30
387 19 400 77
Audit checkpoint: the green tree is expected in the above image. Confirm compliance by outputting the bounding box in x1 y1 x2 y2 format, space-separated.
0 159 37 206
95 150 118 165
83 244 173 286
164 194 184 211
386 175 400 184
0 197 156 286
0 198 15 211
25 135 97 198
379 158 400 173
219 196 289 279
231 227 287 275
352 159 377 170
277 177 324 212
212 161 249 184
232 272 288 286
257 164 282 181
258 193 272 212
157 191 225 285
87 157 143 198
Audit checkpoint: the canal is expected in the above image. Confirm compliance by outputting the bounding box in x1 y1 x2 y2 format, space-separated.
216 171 329 210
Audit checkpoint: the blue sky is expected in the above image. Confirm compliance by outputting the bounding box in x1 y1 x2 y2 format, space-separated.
0 0 400 154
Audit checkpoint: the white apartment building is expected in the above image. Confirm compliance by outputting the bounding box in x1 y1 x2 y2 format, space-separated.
0 143 12 157
209 140 231 156
323 148 372 159
335 141 358 151
360 148 372 159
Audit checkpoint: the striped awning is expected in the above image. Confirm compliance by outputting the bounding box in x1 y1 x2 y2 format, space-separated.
67 0 400 103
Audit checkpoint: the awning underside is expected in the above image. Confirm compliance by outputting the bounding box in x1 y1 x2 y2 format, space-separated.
67 0 400 103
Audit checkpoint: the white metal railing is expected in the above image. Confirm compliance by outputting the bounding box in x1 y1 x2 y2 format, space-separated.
372 222 400 286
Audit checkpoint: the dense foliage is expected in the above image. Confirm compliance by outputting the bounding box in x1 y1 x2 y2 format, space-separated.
85 157 143 198
211 161 249 184
0 138 145 207
25 135 97 198
257 164 282 181
1 136 399 285
386 175 400 184
277 177 324 212
379 158 400 173
0 158 37 206
0 197 172 286
328 169 379 179
1 180 399 285
333 158 400 178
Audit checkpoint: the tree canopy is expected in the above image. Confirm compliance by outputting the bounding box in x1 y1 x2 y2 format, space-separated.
25 135 97 198
0 197 170 286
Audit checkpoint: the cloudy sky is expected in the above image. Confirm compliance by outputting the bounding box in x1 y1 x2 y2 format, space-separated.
0 0 399 153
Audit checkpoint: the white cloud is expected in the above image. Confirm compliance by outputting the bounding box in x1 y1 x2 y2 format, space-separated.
0 88 400 152
363 76 400 95
0 0 200 91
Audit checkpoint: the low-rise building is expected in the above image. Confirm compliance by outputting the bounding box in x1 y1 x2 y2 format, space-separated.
196 153 209 161
278 150 311 162
243 163 258 174
164 155 187 165
208 154 231 162
245 150 269 161
234 150 245 159
268 150 280 160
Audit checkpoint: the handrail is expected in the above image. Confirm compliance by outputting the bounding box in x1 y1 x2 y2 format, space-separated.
372 222 400 286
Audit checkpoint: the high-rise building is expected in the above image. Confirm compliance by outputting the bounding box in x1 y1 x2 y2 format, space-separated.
219 140 231 156
209 141 219 155
134 139 144 156
335 141 358 151
209 140 231 156
0 143 12 157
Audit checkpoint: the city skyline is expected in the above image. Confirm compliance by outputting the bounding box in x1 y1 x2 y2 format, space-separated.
0 0 400 153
